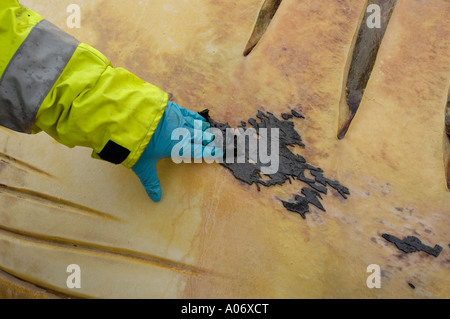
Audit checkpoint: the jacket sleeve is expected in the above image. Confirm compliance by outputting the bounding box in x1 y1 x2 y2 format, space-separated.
0 0 168 168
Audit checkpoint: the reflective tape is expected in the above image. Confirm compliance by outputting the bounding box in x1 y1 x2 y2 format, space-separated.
0 20 79 133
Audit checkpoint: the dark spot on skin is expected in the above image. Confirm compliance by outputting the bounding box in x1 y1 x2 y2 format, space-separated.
199 109 349 220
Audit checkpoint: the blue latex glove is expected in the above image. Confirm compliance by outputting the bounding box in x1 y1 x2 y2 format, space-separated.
132 101 221 202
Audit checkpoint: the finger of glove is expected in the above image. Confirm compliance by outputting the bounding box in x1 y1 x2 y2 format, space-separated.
183 116 210 131
192 128 216 145
191 143 224 160
180 106 210 123
203 144 225 160
134 161 162 202
182 125 216 145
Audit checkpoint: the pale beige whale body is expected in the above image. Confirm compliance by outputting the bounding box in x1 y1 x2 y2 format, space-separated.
0 0 449 298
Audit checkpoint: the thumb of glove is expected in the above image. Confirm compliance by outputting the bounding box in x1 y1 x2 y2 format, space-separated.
132 160 162 202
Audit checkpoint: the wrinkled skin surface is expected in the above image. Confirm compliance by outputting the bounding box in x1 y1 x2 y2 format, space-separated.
0 0 449 298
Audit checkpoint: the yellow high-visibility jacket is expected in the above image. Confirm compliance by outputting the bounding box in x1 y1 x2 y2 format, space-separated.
0 0 168 167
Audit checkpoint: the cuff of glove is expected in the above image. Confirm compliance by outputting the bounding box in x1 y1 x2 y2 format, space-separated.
121 93 168 168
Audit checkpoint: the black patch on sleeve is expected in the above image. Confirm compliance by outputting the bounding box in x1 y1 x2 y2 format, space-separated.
98 140 130 165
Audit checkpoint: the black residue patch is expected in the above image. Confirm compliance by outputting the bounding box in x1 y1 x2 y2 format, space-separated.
281 188 325 219
281 113 293 120
291 109 305 119
382 234 443 258
199 109 349 219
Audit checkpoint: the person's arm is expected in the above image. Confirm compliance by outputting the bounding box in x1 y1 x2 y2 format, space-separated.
0 1 218 202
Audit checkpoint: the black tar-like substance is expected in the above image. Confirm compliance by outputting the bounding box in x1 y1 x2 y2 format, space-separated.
382 234 443 257
198 109 350 219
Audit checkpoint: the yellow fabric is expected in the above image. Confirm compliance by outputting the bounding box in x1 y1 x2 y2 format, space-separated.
2 0 168 168
0 0 43 77
34 42 168 168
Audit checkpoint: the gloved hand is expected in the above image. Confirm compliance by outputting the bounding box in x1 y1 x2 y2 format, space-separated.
132 101 222 202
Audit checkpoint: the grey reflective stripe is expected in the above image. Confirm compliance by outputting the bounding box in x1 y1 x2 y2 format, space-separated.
0 20 79 133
